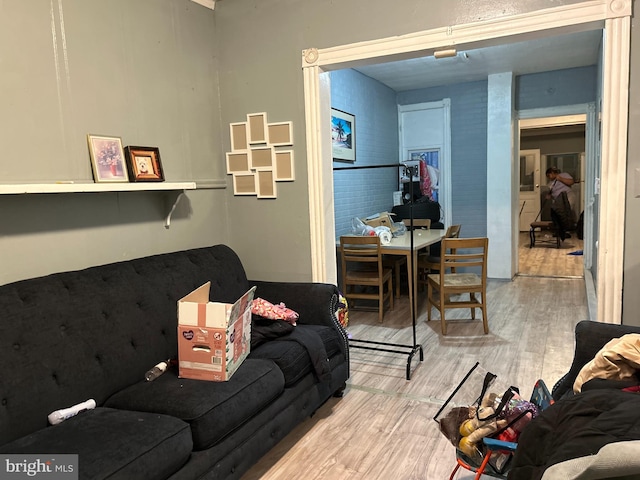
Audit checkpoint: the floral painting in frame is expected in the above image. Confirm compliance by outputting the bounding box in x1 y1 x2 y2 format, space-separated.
87 134 129 183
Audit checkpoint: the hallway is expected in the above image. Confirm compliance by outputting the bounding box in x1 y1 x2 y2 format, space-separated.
518 231 584 278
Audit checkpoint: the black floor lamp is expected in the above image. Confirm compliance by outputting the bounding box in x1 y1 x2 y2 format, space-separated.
334 162 423 380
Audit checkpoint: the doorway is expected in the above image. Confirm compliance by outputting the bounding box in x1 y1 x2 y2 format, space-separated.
302 1 630 323
517 112 589 279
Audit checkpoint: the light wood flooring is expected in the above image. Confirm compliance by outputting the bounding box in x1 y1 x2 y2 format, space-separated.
242 274 587 480
518 231 584 278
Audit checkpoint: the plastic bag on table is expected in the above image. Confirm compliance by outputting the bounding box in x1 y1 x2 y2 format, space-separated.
391 221 406 237
372 226 392 245
351 217 375 236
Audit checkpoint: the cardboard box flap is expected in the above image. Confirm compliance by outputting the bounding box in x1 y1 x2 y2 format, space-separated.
178 282 257 329
229 286 257 323
180 281 211 303
363 211 399 233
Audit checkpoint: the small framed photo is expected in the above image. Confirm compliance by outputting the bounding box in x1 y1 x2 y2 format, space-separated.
87 134 129 182
331 108 356 163
124 146 165 182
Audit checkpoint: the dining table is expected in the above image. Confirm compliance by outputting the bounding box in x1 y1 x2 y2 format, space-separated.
338 228 445 319
380 229 445 317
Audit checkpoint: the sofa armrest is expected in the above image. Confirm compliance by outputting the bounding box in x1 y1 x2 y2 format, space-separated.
249 280 340 328
552 320 640 400
249 280 348 363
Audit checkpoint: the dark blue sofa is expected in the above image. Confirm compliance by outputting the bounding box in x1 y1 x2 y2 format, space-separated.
0 245 349 479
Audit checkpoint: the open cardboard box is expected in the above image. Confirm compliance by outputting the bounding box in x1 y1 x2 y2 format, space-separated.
363 211 400 233
177 282 256 381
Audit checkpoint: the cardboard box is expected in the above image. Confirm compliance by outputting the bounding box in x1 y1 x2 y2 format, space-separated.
363 211 400 233
177 282 256 382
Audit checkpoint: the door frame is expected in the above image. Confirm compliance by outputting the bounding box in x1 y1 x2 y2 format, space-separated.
519 105 596 272
302 0 630 324
398 100 452 228
518 149 542 232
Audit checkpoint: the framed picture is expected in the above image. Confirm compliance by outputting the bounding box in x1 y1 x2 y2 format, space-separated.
87 134 129 182
247 112 267 145
331 108 356 163
124 146 165 182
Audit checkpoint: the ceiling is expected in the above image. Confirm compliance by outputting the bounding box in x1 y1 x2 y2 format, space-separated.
354 30 603 92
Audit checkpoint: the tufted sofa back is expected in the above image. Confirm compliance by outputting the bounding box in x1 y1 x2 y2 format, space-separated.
0 245 249 445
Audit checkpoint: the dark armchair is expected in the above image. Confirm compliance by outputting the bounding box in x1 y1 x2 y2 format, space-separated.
551 320 640 400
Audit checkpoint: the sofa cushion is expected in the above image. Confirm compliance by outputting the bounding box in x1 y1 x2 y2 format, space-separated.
249 325 342 386
104 358 284 451
0 407 192 480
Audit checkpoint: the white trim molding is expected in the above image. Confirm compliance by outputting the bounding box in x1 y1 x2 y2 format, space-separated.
302 0 631 323
598 14 630 323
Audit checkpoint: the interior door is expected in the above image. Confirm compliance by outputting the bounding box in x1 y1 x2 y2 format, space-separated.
519 149 541 231
398 100 451 227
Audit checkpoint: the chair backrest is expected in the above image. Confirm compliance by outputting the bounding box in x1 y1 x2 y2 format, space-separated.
445 224 461 238
402 218 431 229
439 237 488 278
339 235 384 275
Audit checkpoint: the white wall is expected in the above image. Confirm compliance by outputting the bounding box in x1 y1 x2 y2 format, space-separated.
486 73 516 279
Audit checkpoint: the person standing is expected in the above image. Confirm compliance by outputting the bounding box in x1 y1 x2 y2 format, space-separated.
546 166 577 236
546 167 574 198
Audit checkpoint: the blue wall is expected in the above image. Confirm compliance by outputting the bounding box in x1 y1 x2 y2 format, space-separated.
331 69 399 237
333 66 597 239
516 66 597 110
398 81 488 238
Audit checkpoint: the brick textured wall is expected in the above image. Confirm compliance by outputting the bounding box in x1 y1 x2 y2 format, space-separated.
332 66 597 240
331 69 399 237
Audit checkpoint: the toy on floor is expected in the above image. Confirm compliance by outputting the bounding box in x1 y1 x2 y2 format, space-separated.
458 393 508 459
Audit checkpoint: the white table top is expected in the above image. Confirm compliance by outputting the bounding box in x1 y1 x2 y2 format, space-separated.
338 229 444 252
381 229 444 251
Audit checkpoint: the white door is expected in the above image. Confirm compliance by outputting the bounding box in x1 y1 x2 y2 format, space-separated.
519 149 541 231
398 100 451 227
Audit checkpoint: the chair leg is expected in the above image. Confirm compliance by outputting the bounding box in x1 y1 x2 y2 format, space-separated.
427 282 432 322
378 283 384 323
470 293 476 320
481 293 489 334
529 227 535 248
440 287 447 335
394 265 401 299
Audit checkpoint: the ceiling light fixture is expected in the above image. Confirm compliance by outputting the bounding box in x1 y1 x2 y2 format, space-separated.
433 48 457 59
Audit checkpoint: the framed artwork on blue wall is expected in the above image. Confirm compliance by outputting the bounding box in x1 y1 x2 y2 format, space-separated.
408 149 440 202
331 108 356 163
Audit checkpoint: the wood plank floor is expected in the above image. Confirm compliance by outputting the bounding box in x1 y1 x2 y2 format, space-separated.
242 274 588 480
518 231 584 278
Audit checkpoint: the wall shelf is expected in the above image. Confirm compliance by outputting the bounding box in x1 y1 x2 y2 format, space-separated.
0 182 197 228
0 182 196 195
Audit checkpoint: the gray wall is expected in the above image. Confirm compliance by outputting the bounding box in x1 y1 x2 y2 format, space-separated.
0 0 227 285
214 0 593 282
3 0 639 326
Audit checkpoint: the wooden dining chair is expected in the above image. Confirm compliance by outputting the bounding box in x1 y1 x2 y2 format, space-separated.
417 224 461 291
340 236 394 323
384 218 431 298
426 237 489 335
